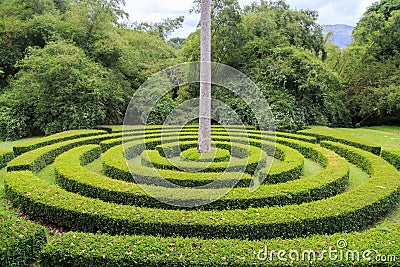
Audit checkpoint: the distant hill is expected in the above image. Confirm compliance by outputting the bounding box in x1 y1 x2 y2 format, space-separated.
322 24 354 48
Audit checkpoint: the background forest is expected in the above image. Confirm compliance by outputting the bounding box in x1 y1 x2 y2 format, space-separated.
0 0 398 140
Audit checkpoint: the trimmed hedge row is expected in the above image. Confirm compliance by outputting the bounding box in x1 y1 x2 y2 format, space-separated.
98 128 316 153
156 138 307 185
5 139 390 240
103 133 311 186
54 143 348 210
297 126 381 155
0 150 14 169
0 211 47 266
40 223 400 266
104 141 253 188
6 133 118 173
180 147 231 162
222 128 318 144
100 131 203 152
382 149 400 170
156 140 251 159
142 143 266 174
12 129 107 156
98 125 257 134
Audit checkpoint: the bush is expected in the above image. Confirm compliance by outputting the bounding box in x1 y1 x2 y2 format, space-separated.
346 86 400 126
55 138 348 210
0 41 129 140
382 149 400 170
0 211 46 266
40 224 400 266
7 132 114 172
13 129 107 156
0 150 14 169
6 133 394 240
180 147 231 162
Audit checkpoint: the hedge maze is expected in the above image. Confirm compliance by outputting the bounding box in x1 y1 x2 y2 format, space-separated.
1 126 399 266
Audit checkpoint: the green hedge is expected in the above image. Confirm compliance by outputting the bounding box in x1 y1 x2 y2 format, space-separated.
156 140 251 158
12 129 107 156
5 139 391 240
54 143 348 210
0 211 47 266
6 133 117 172
0 150 14 169
142 143 265 174
224 128 318 144
97 125 257 134
103 135 309 186
382 149 400 170
40 224 400 266
155 138 307 185
99 129 316 153
297 126 381 155
180 147 231 162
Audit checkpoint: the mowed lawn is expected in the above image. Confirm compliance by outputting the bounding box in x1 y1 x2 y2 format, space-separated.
333 126 400 150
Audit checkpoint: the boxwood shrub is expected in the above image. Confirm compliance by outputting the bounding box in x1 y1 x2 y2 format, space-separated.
54 143 348 210
141 145 265 174
382 149 400 170
0 150 14 169
103 136 307 187
12 129 107 156
5 138 393 240
40 224 399 266
180 147 231 162
0 211 47 266
6 133 118 172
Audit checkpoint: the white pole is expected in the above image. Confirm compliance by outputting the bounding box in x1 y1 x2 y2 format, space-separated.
198 0 212 153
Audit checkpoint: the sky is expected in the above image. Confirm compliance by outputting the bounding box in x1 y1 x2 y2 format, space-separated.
123 0 378 38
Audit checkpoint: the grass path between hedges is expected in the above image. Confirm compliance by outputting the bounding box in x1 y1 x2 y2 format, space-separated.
321 126 400 226
333 126 400 150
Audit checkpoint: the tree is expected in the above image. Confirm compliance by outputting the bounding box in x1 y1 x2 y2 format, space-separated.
0 0 58 89
245 46 350 130
92 29 177 91
55 0 128 55
180 0 340 130
198 0 212 153
0 41 129 140
183 0 244 67
130 16 185 40
353 0 400 61
326 0 400 126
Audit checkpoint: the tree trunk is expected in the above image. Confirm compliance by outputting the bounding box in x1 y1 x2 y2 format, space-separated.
198 0 212 153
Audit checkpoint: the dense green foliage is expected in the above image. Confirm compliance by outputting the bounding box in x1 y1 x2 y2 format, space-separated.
180 0 351 130
40 225 399 266
1 42 129 138
0 0 398 137
0 0 177 140
0 210 47 266
325 0 400 126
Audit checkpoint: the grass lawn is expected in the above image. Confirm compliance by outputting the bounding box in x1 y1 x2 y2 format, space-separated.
331 126 400 226
334 126 400 149
0 137 41 151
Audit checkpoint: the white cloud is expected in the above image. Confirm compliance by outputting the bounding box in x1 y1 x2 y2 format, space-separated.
122 0 377 38
285 0 377 25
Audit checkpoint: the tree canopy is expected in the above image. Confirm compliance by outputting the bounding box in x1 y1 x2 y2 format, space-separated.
0 0 398 140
